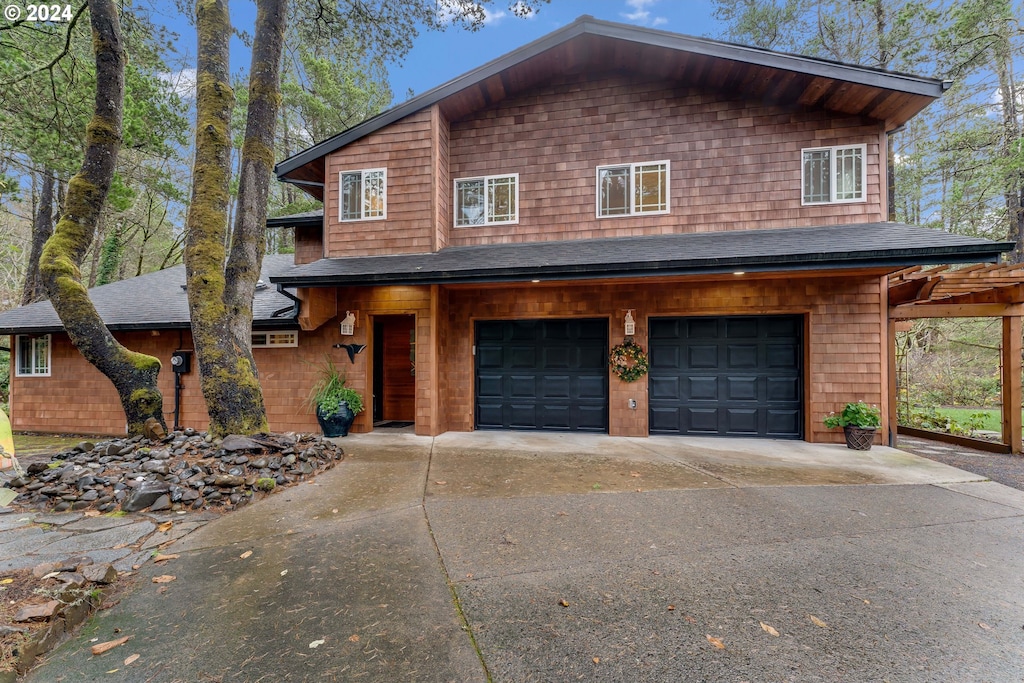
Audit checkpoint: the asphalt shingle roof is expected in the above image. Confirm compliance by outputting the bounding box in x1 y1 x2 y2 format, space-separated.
0 254 299 335
269 223 1012 287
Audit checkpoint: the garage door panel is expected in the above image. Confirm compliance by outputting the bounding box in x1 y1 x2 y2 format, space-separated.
688 345 718 368
650 315 802 438
767 377 799 401
726 376 758 401
726 345 757 368
476 320 608 432
577 375 607 399
687 408 719 432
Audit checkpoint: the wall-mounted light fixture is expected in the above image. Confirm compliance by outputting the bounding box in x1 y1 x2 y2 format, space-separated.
340 311 357 336
624 309 636 337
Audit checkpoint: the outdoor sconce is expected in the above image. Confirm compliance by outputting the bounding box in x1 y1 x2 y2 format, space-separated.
624 310 636 337
339 311 356 336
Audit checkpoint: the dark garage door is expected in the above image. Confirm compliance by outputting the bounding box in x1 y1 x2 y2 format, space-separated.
475 319 608 432
649 316 802 438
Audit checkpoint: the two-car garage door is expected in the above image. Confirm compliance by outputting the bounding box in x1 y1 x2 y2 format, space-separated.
474 315 802 438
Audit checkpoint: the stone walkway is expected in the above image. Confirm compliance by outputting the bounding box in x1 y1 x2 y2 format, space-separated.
0 509 217 575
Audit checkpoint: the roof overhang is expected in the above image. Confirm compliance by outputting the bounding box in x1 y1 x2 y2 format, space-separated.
269 223 1010 288
275 16 946 197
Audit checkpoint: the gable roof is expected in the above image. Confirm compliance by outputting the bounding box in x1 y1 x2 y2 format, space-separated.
0 254 299 335
275 15 947 194
269 223 1010 287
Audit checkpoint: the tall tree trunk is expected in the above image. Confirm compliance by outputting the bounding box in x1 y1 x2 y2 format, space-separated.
21 171 54 305
38 0 165 435
185 0 287 436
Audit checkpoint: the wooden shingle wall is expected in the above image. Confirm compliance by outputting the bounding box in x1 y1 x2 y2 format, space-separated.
447 73 885 246
293 225 323 265
323 110 434 257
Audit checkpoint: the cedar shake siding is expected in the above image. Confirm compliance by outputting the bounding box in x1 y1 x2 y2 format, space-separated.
447 73 885 247
324 110 434 257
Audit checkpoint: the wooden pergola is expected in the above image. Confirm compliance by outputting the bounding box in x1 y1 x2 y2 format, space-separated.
888 264 1024 453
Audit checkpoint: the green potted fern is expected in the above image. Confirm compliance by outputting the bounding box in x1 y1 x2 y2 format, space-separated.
306 356 364 437
824 402 881 450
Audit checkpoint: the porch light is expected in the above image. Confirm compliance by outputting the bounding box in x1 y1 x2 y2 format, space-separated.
340 311 356 336
624 310 636 336
733 271 746 276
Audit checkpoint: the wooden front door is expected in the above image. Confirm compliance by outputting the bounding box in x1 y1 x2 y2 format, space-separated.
373 316 416 423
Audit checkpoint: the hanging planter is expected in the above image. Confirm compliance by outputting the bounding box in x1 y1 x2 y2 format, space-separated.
609 339 649 382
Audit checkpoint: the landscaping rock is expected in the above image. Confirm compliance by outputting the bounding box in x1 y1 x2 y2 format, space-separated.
122 481 172 513
14 600 61 622
81 563 118 584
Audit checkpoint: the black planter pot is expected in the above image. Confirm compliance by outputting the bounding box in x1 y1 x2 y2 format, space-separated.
844 426 876 451
316 402 355 437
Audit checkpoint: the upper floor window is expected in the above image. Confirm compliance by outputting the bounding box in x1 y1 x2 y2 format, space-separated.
16 334 50 377
454 174 518 227
339 168 386 221
802 145 865 205
597 161 669 217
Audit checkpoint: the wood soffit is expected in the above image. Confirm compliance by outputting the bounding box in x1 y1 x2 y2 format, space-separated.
888 264 1024 315
275 16 946 189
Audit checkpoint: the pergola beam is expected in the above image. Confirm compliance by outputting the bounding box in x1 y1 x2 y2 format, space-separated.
890 303 1024 319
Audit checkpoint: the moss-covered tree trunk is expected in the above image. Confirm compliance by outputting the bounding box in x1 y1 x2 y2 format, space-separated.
185 0 287 436
38 0 165 435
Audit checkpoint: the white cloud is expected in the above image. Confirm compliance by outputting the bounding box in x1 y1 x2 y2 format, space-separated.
483 8 507 25
158 68 196 99
622 0 667 27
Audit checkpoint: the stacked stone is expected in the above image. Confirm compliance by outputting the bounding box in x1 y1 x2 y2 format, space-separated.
2 430 344 514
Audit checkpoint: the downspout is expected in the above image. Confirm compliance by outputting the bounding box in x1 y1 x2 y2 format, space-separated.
273 284 301 319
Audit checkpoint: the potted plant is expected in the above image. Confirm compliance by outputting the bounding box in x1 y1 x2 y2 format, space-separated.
824 402 881 450
306 356 364 437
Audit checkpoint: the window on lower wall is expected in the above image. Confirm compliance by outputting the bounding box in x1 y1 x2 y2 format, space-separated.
251 331 299 348
454 174 518 227
802 144 866 204
16 334 50 376
339 168 386 221
596 161 669 217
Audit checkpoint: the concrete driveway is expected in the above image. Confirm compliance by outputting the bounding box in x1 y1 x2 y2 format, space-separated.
27 432 1024 682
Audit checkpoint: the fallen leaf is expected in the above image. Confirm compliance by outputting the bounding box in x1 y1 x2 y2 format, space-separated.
434 480 447 485
630 471 641 478
979 622 993 630
348 634 360 642
706 635 726 650
309 639 325 649
157 521 173 533
106 669 118 674
153 553 179 563
684 615 697 624
331 509 338 514
809 615 828 629
91 636 132 655
559 599 570 607
156 586 168 594
240 550 252 559
760 622 780 637
667 605 675 611
280 570 288 576
124 654 139 666
151 575 176 584
84 510 101 517
0 578 13 585
592 657 600 664
863 599 870 605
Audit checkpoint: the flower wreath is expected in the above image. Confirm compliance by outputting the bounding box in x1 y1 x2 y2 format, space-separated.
608 338 649 382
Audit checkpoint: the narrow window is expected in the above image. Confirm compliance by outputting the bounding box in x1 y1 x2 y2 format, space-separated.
251 331 299 348
339 169 386 221
454 174 519 227
802 145 865 204
597 161 669 217
16 334 50 377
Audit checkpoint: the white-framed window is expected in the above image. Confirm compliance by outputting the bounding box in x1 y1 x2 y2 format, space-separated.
339 168 386 221
15 334 50 377
801 144 866 205
596 160 670 218
454 173 519 227
251 331 299 348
